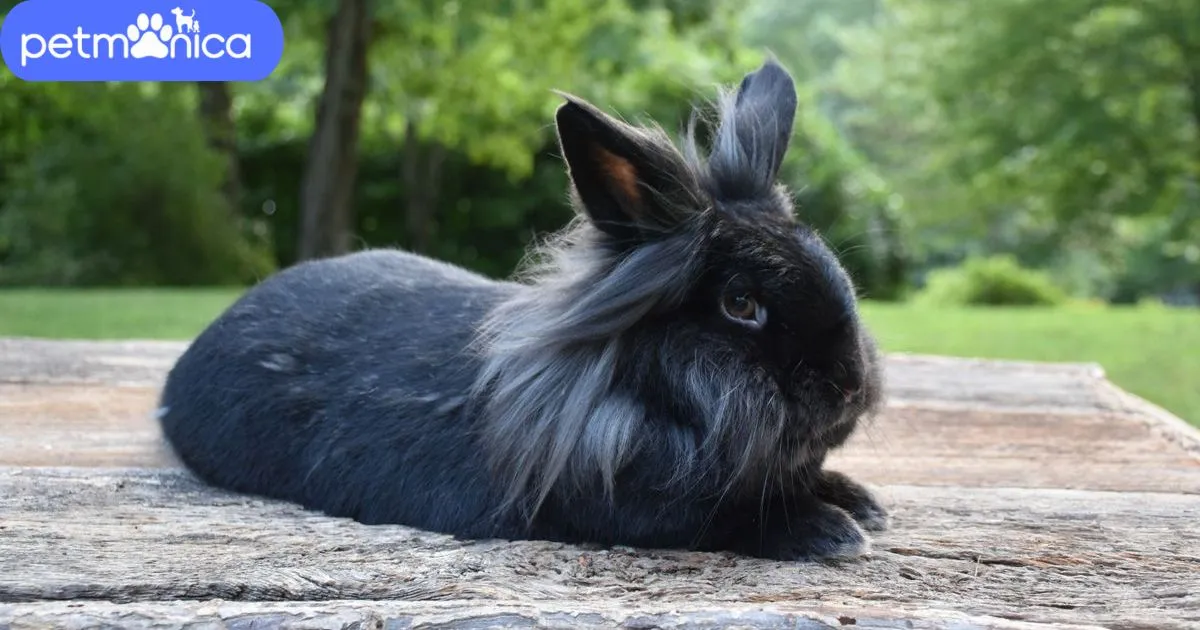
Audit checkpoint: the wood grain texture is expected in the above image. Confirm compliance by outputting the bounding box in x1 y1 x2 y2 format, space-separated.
0 337 186 387
2 467 1198 628
0 383 174 468
1 337 1198 629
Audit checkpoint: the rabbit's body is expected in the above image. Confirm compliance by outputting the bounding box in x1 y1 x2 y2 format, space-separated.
159 58 889 561
159 250 523 536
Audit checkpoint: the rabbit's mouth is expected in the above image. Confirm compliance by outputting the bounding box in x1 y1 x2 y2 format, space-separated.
777 376 858 415
773 390 864 448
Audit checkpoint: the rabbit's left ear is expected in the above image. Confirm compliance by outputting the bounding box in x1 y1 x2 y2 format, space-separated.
708 56 798 201
554 94 700 244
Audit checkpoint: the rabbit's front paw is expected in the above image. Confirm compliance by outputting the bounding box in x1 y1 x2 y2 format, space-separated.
735 500 870 562
815 469 889 532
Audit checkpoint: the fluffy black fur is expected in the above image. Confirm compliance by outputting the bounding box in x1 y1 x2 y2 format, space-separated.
158 57 889 562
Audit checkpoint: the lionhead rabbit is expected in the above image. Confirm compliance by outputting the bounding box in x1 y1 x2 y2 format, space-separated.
158 57 888 562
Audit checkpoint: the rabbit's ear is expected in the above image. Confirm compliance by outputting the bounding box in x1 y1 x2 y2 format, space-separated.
554 94 699 243
708 56 798 201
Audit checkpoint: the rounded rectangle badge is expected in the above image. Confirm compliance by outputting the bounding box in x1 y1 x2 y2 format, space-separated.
1 0 285 81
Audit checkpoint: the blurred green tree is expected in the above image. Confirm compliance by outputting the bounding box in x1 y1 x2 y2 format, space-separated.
0 80 275 286
834 0 1200 300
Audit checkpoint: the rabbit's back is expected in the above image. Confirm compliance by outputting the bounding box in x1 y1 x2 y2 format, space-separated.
158 248 523 534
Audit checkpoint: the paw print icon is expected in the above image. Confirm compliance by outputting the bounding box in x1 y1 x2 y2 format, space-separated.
127 13 173 59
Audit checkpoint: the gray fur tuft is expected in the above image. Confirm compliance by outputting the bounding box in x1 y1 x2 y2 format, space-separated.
468 216 709 516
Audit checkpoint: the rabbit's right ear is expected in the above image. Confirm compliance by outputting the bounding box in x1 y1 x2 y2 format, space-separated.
554 94 700 244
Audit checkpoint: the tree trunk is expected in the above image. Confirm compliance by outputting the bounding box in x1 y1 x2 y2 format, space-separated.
297 0 373 261
401 118 446 254
195 82 242 213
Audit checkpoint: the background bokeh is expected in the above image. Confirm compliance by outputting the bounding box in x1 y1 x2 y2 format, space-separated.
0 0 1197 422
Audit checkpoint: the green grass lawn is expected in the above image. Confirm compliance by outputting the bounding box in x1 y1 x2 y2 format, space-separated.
2 288 1197 425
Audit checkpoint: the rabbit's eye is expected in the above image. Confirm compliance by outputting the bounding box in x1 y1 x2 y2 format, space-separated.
721 293 766 328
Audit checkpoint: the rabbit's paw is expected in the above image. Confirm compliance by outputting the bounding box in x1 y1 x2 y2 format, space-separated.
815 469 889 532
734 501 870 562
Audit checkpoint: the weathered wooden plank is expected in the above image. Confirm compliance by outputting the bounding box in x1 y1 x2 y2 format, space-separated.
0 383 174 468
0 599 1122 630
2 337 1198 629
0 337 186 388
1 467 1197 629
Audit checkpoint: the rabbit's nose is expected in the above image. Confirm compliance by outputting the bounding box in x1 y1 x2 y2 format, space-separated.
830 372 862 403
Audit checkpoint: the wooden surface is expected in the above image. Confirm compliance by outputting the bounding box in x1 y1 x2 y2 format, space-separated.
0 336 1198 630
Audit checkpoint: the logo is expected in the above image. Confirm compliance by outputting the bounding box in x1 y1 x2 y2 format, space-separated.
1 0 285 81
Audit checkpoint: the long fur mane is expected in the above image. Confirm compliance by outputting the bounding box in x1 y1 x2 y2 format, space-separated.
468 92 807 521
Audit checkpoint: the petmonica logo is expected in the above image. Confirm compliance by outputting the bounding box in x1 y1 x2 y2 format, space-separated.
1 0 284 81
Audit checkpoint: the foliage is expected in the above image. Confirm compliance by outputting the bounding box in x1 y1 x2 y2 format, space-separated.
832 0 1200 301
0 78 275 286
915 255 1069 307
743 0 881 85
1108 202 1200 304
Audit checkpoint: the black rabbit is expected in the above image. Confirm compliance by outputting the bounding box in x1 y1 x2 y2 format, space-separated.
158 57 888 562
